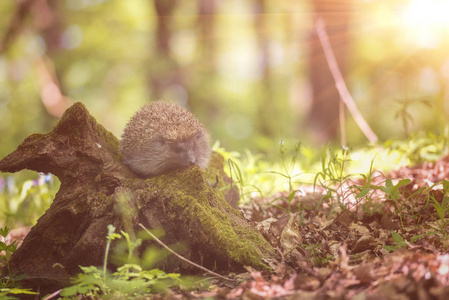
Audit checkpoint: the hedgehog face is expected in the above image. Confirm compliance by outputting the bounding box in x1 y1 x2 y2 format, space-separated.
164 131 209 169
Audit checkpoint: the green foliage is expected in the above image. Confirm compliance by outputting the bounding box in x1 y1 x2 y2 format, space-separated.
427 180 449 241
214 141 268 203
373 178 411 204
0 226 17 276
383 231 408 252
266 142 306 214
0 288 37 300
300 242 332 267
0 226 38 299
313 146 353 212
393 98 432 137
364 177 412 229
385 129 449 164
60 265 181 299
271 142 303 193
60 225 184 299
217 137 446 218
0 174 59 228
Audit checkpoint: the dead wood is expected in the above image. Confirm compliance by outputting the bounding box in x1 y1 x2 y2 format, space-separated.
0 102 276 296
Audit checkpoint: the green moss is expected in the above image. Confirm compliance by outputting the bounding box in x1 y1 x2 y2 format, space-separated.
128 164 275 270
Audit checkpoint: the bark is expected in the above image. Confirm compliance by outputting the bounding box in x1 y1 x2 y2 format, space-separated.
307 0 353 143
0 102 276 297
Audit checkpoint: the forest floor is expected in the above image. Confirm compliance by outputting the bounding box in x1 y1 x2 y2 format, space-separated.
171 154 449 299
3 154 449 299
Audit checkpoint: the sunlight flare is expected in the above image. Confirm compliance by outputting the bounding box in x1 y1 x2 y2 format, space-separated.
398 0 449 48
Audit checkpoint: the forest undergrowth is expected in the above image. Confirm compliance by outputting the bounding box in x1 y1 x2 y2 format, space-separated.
1 132 449 299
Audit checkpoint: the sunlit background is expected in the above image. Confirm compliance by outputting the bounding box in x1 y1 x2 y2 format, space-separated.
1 0 449 159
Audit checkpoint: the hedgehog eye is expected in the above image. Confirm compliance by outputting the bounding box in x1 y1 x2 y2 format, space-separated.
172 146 183 154
155 136 166 146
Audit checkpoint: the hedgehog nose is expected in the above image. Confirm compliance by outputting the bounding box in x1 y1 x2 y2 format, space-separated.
187 151 196 165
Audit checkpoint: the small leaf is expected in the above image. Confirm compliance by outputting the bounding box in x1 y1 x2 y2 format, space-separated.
0 227 10 238
356 187 371 199
0 288 37 295
383 245 398 252
442 179 449 193
391 231 406 247
287 191 296 202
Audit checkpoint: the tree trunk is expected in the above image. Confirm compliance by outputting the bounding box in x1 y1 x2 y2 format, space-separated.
254 0 277 138
197 0 217 73
0 102 276 297
307 0 353 143
149 0 182 99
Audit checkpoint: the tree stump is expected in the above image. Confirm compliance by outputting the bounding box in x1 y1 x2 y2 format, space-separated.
0 102 276 296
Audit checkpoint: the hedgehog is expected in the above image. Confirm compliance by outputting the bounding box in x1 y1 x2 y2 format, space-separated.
120 101 211 177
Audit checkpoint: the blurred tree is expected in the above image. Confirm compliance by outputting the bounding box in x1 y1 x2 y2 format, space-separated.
150 0 184 99
190 0 219 113
33 0 63 54
254 0 276 138
307 0 354 143
197 0 217 72
0 0 66 126
0 0 33 54
1 0 448 156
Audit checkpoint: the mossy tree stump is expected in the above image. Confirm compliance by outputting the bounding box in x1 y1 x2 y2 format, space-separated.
0 102 276 295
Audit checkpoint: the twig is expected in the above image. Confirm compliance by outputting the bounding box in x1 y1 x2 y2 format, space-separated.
315 17 378 144
35 55 70 117
138 223 236 282
42 289 61 300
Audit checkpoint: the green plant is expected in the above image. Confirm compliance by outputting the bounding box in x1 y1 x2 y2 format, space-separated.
385 129 449 165
300 242 332 266
0 226 38 299
0 227 17 276
427 180 449 240
353 157 384 214
313 146 352 212
266 142 305 214
60 225 183 299
377 178 411 205
393 97 432 137
368 178 411 229
0 174 59 228
265 190 298 215
383 231 408 252
228 158 263 203
270 142 302 193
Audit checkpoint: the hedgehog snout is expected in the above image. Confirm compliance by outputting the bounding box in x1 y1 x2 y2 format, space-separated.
186 149 196 165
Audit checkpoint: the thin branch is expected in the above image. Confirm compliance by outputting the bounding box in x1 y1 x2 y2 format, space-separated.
42 289 62 300
315 17 378 144
138 223 236 282
35 55 70 117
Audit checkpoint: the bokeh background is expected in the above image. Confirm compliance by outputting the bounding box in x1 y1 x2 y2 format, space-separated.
1 0 449 159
